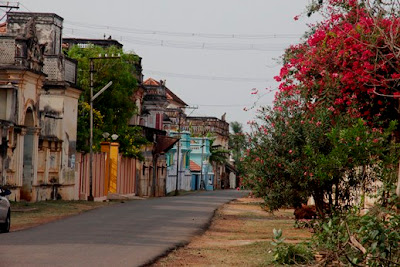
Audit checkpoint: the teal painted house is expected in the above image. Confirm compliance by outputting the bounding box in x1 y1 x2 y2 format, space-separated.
190 137 214 191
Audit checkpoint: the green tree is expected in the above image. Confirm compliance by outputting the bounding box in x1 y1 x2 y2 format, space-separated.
68 45 146 157
228 121 245 165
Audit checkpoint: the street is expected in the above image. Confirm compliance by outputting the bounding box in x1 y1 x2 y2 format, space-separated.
0 190 246 267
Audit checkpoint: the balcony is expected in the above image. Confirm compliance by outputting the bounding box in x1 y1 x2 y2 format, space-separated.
43 55 77 85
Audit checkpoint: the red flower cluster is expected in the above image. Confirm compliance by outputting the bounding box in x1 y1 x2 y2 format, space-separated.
274 1 400 123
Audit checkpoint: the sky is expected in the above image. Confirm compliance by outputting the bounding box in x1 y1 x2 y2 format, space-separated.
13 0 319 132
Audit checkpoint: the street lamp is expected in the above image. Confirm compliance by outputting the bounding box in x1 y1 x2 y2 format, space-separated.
88 54 120 201
111 134 119 141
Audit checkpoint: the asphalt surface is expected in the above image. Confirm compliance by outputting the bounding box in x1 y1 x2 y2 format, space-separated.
0 189 247 267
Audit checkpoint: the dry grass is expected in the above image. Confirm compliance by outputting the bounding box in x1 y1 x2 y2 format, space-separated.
152 197 312 267
10 200 116 231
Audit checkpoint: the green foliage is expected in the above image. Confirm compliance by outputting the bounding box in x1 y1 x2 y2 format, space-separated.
68 45 144 157
312 187 400 265
271 228 314 265
229 121 247 177
209 138 229 164
77 101 103 152
242 93 400 214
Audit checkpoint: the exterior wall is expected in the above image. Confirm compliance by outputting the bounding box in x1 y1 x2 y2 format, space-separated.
189 137 214 190
183 116 230 150
0 70 44 201
166 131 191 193
7 12 63 56
0 12 82 201
229 172 237 189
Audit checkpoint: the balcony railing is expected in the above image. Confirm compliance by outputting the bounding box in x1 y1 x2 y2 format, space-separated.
43 55 77 84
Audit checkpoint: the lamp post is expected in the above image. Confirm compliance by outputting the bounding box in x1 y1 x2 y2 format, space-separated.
88 54 120 201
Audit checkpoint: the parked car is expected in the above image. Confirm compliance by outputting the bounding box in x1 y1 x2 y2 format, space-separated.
0 188 10 233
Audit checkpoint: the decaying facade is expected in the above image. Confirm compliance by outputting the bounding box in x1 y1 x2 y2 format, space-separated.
0 12 80 201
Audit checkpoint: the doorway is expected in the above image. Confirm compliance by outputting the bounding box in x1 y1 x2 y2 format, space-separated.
21 109 34 201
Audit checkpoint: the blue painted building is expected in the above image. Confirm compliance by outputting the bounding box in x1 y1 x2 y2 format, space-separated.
189 137 214 191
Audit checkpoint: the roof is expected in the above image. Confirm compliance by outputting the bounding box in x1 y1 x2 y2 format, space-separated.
190 160 201 172
62 38 123 49
165 88 187 107
155 135 180 154
143 78 161 86
0 22 6 33
7 12 64 22
143 77 187 106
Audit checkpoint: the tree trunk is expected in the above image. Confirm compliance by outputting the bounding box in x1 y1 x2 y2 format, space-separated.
312 191 325 218
396 161 400 198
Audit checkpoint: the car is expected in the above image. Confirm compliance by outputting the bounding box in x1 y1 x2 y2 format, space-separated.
0 188 11 233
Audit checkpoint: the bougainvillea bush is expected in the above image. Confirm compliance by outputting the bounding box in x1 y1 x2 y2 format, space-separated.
243 0 400 264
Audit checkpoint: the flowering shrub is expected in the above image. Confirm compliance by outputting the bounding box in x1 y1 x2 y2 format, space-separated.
243 1 400 265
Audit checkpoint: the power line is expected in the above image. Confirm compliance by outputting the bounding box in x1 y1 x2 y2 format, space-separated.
144 69 275 83
63 28 291 51
64 20 302 40
63 29 291 51
189 102 272 107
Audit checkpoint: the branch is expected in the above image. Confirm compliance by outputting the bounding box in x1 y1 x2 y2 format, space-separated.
346 223 367 254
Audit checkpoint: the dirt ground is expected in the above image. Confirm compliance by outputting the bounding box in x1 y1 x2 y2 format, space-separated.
152 197 312 267
10 200 116 231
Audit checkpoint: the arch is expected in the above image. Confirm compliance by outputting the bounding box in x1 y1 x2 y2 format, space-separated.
24 108 34 127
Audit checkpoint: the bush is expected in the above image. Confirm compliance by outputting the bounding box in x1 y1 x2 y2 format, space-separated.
311 189 400 266
271 228 314 265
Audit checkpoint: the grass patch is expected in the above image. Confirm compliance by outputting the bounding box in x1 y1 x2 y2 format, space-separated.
10 200 116 231
152 198 311 267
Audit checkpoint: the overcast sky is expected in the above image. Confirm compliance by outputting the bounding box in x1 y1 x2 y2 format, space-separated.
16 0 318 131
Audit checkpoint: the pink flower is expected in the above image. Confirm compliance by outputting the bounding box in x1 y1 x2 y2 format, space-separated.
316 121 322 127
356 137 360 141
293 15 299 21
373 138 379 143
289 150 293 154
328 106 335 112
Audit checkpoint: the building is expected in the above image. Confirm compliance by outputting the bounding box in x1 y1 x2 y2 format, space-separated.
182 114 230 189
62 37 123 50
183 114 229 149
0 12 81 201
166 131 191 193
189 137 213 191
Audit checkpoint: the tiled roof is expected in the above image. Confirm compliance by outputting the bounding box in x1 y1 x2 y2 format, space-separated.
166 88 187 107
143 77 187 106
143 77 160 86
190 160 201 172
0 22 7 33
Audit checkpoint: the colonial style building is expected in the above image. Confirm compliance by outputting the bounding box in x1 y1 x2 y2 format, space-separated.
0 12 81 201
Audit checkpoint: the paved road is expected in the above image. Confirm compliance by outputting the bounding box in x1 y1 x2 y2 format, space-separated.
0 190 247 267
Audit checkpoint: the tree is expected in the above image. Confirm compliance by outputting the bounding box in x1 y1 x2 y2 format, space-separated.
67 45 147 157
229 121 246 165
243 0 400 213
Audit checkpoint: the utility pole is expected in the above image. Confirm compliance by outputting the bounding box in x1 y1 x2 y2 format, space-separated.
88 54 119 201
200 138 204 190
174 109 181 196
0 2 19 21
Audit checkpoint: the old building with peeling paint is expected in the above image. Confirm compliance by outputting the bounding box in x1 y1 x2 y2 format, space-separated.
0 12 81 201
